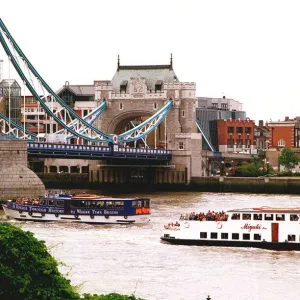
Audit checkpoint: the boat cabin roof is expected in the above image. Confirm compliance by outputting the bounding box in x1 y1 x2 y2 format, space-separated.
228 207 300 214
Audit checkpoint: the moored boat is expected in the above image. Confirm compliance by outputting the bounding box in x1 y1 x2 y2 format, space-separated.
2 192 151 224
161 207 300 250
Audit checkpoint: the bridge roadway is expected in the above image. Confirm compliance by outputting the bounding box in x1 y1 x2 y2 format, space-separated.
27 142 172 161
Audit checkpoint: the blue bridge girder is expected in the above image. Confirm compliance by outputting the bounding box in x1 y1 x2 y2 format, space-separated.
27 142 172 161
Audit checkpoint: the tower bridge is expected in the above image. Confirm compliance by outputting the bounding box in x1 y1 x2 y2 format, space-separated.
0 18 203 184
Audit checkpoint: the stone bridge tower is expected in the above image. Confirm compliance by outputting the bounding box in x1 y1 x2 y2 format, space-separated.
94 55 202 182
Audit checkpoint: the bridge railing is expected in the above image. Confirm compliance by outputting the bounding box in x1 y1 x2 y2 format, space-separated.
27 142 172 160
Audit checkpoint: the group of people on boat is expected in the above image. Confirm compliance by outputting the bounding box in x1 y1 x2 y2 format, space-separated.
164 210 229 230
13 197 40 205
179 210 228 222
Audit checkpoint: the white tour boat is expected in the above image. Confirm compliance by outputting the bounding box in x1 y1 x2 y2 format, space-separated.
2 192 151 224
161 207 300 250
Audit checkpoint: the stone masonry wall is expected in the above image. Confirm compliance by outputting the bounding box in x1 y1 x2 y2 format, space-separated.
0 140 45 200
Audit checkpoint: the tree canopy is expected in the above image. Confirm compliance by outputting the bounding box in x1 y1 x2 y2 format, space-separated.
0 223 144 300
278 147 299 170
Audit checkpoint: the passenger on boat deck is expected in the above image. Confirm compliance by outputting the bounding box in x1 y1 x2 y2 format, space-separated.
179 210 228 221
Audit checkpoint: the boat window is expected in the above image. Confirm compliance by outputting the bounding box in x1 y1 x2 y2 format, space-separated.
114 201 124 209
254 234 261 241
132 200 142 208
39 199 46 205
276 214 285 221
264 214 274 221
253 214 262 220
242 214 251 220
200 232 207 239
243 233 250 240
288 234 296 242
290 214 299 221
221 233 228 239
55 200 64 207
70 200 79 208
210 232 218 239
106 201 115 209
96 201 105 209
232 233 239 240
231 213 240 220
48 200 55 206
79 201 88 208
143 199 150 208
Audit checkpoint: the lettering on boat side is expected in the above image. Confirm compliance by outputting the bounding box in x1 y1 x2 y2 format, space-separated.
241 223 267 232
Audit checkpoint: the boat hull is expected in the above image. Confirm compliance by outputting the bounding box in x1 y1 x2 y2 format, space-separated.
160 237 300 251
2 205 150 224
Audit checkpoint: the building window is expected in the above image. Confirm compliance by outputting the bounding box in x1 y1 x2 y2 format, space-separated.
221 233 228 239
243 233 250 240
119 103 123 110
236 139 243 148
155 80 163 92
182 110 185 117
178 142 185 150
254 234 261 241
153 102 157 110
212 103 218 108
200 232 207 239
120 80 128 93
83 109 89 117
236 127 243 134
245 127 252 134
288 234 296 242
227 139 234 148
278 139 286 147
221 103 228 109
227 127 234 134
245 139 251 148
232 233 239 240
210 232 218 239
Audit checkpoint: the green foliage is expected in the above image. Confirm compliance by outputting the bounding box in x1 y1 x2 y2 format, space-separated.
234 162 266 177
0 223 145 300
0 222 80 300
82 293 144 300
278 147 299 170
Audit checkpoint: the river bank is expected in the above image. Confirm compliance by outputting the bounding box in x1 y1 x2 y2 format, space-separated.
35 173 300 194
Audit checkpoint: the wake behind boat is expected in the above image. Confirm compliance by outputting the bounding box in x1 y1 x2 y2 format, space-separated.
161 207 300 250
2 192 151 224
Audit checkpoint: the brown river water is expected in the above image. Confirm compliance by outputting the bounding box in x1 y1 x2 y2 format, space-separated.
2 191 300 300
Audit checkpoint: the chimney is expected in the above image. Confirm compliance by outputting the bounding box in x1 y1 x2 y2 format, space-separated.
259 120 264 127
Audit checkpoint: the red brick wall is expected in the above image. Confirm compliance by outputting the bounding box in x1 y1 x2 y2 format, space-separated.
269 126 294 148
218 119 255 147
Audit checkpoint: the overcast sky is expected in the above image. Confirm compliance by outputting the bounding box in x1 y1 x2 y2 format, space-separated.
1 0 300 124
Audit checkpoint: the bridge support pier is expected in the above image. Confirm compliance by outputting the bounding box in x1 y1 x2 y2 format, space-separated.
0 140 45 200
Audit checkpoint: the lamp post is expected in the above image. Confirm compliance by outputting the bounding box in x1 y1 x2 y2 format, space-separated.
221 160 225 176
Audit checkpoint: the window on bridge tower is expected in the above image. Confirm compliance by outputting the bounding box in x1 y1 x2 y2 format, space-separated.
119 103 123 110
155 80 163 92
178 142 185 150
153 102 157 110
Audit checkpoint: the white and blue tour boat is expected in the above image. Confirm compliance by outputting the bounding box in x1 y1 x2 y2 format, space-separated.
2 192 151 224
161 207 300 250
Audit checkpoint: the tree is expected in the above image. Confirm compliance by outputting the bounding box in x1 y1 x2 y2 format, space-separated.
0 222 80 300
0 223 145 300
278 147 299 171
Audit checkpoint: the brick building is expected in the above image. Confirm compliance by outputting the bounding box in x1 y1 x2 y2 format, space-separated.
218 118 255 153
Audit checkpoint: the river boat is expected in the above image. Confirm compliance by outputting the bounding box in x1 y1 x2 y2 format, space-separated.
161 207 300 250
2 192 151 224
